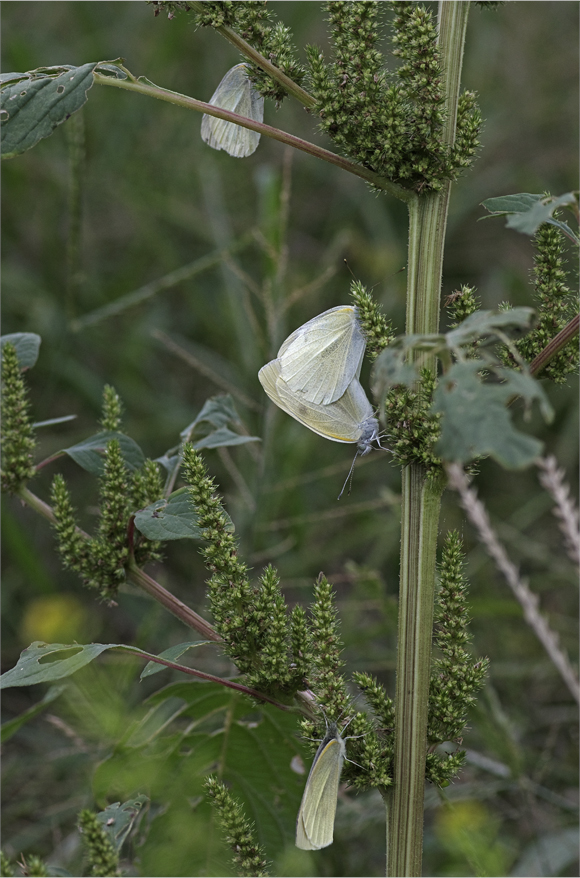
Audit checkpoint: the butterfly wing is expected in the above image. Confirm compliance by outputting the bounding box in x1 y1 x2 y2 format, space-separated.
296 733 346 850
201 64 264 157
278 306 366 405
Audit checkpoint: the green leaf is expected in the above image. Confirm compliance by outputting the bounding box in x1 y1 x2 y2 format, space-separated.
134 488 202 541
0 642 117 688
141 641 214 679
0 684 66 742
0 641 222 689
96 796 148 853
193 426 260 449
187 394 241 433
61 430 146 474
93 683 307 872
481 193 542 215
445 307 535 348
1 62 126 159
0 332 42 368
432 361 549 468
480 192 578 236
134 487 234 541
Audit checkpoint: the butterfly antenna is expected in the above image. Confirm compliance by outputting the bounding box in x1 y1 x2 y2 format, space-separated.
338 450 359 500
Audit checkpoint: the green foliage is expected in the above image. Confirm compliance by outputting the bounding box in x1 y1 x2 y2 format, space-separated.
503 223 579 383
193 0 306 102
78 809 120 878
433 360 552 468
0 62 126 160
0 851 14 877
305 1 481 192
426 532 489 785
350 279 395 359
205 777 270 878
0 332 42 369
481 191 579 242
384 368 442 475
0 342 37 493
183 444 306 697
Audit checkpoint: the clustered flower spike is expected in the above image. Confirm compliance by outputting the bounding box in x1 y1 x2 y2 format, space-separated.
78 810 120 878
1 343 37 493
205 777 270 878
350 279 395 359
51 387 162 601
183 443 308 697
384 367 443 476
502 220 579 383
307 1 481 193
193 0 306 102
426 530 489 785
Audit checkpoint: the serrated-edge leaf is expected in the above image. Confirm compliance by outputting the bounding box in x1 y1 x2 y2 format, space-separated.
432 361 544 468
446 308 535 348
1 62 99 159
0 332 42 368
61 430 145 474
505 192 577 236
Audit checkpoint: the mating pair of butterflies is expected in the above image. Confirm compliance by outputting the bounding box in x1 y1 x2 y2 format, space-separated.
258 305 382 464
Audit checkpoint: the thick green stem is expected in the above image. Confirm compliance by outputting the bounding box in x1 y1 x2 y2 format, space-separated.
387 4 470 875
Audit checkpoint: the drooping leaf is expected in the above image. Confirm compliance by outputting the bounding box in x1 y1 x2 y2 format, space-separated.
481 192 578 238
180 393 261 448
432 361 551 468
1 61 126 159
0 641 224 689
61 430 145 474
0 684 66 742
0 332 42 368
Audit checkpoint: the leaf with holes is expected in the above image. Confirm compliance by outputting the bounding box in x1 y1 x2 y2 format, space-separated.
134 487 234 542
1 61 126 159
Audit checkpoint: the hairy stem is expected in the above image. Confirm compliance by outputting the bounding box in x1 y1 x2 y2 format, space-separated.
387 4 470 876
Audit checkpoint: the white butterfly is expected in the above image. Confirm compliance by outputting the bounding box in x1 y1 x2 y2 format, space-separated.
201 63 264 158
276 305 366 406
258 358 380 454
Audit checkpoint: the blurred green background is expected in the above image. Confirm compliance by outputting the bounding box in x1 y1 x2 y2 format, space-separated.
2 3 578 876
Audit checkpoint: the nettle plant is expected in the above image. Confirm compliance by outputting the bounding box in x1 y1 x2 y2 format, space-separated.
1 3 578 877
